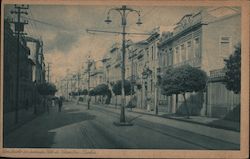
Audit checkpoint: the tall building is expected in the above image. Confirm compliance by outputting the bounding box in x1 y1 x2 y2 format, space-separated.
3 19 40 112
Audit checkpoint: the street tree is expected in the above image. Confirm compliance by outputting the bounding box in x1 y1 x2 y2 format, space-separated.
36 82 57 96
161 65 207 118
80 89 88 95
93 84 112 104
112 80 134 106
112 80 134 96
224 44 241 94
89 89 96 96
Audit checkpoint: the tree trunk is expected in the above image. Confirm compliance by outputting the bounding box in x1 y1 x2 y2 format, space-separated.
183 93 190 118
115 96 117 108
175 94 178 113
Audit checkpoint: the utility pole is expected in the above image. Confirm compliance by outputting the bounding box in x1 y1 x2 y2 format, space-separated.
87 56 92 109
77 71 81 104
66 69 70 101
10 4 29 124
47 62 51 83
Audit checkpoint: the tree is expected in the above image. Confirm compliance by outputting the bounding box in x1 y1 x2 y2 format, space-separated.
89 89 96 96
36 82 57 96
224 44 241 94
93 84 112 104
80 89 88 95
112 80 134 96
161 65 207 118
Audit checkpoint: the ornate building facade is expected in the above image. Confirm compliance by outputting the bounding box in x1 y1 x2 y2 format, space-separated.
158 7 241 117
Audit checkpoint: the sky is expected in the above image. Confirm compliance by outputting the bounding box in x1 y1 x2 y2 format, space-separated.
4 4 203 82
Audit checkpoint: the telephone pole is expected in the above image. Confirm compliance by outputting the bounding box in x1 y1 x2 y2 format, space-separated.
77 71 80 104
47 62 52 83
87 56 92 109
10 4 29 124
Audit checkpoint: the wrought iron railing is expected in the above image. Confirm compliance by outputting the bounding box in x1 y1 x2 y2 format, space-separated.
210 68 226 78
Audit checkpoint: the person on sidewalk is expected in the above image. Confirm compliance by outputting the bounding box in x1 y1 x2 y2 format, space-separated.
58 97 63 112
87 96 91 107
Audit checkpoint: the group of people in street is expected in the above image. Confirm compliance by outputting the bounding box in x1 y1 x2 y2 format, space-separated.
42 96 63 113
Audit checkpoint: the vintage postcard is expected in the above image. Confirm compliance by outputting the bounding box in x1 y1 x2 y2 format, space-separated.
0 0 249 158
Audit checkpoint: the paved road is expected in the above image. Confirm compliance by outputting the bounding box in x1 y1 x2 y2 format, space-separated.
4 102 239 149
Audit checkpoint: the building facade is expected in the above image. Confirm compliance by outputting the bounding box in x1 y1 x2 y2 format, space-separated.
3 20 44 113
158 7 241 117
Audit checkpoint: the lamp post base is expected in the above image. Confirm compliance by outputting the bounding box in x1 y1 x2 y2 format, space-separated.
113 121 134 126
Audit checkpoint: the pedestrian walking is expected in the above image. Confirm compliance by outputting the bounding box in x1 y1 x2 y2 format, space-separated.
87 96 91 106
58 97 63 112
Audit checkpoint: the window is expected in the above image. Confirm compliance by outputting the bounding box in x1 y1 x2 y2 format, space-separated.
181 44 186 62
151 46 154 60
220 37 231 57
194 38 200 58
187 41 192 60
161 49 165 66
168 48 173 66
175 47 179 64
151 79 153 92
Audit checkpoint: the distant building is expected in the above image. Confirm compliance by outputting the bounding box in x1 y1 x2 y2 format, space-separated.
102 43 123 105
25 36 46 84
158 7 241 117
85 59 104 89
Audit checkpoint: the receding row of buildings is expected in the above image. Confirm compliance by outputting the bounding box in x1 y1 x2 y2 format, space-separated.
3 19 46 113
59 7 240 118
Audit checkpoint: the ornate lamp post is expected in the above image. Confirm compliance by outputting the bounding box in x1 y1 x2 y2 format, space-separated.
105 5 142 124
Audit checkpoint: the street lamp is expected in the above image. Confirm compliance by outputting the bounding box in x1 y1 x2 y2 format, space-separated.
105 5 142 125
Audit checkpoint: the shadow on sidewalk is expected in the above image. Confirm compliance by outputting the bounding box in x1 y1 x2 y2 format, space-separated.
4 107 96 148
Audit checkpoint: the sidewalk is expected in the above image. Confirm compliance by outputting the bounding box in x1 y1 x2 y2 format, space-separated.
122 104 239 132
3 105 46 135
86 102 240 132
82 102 239 145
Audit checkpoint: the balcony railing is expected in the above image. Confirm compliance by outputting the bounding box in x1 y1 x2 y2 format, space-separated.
172 57 201 68
210 68 226 78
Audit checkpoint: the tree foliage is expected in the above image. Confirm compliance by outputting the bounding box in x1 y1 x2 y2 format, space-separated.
224 44 241 94
160 65 207 117
161 65 207 96
93 84 110 96
36 82 57 96
80 89 88 95
89 89 96 96
112 80 134 96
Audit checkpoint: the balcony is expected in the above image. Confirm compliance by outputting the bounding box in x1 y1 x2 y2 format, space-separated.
172 57 201 68
209 68 226 82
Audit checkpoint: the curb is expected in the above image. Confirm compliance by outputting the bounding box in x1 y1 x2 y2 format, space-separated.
79 102 240 132
160 116 240 132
